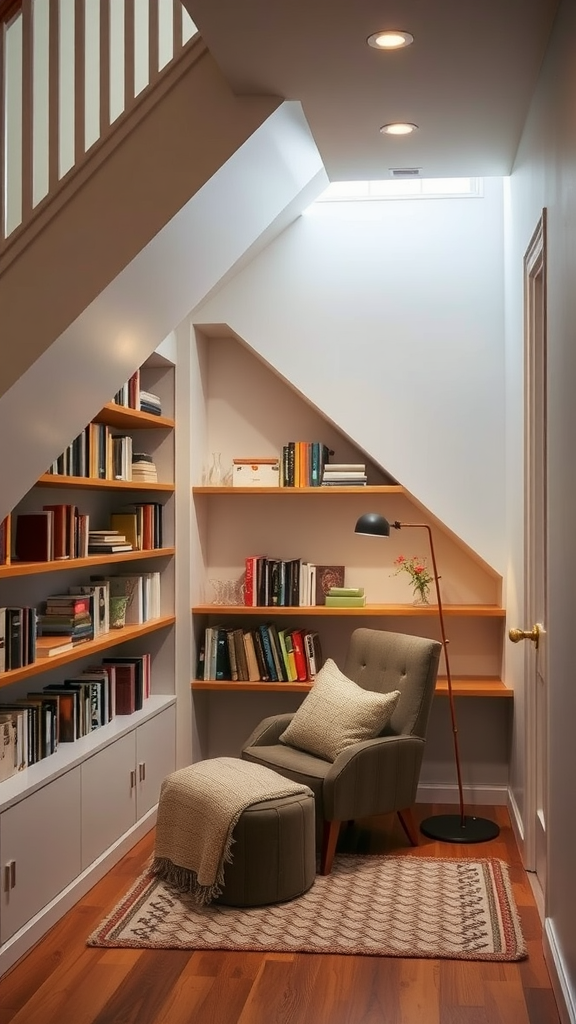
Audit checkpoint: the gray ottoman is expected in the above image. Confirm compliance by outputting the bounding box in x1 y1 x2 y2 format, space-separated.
215 789 316 907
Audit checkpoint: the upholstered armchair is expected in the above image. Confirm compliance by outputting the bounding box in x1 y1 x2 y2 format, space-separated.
242 627 442 874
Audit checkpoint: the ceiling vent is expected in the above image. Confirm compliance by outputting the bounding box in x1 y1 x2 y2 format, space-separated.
389 167 422 178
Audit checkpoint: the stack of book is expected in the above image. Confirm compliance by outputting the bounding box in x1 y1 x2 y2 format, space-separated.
324 586 367 607
131 452 158 483
37 594 94 645
87 530 133 554
321 463 367 486
139 390 162 416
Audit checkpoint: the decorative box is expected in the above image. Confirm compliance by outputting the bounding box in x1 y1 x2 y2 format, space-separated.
233 458 280 487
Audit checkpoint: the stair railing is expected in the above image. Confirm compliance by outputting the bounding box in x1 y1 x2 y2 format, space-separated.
0 0 198 259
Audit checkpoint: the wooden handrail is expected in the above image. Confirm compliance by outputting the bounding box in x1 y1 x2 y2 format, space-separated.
0 0 21 23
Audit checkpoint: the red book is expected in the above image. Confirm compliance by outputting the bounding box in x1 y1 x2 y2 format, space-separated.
15 511 54 562
42 504 70 559
109 664 136 715
289 629 308 681
244 555 263 607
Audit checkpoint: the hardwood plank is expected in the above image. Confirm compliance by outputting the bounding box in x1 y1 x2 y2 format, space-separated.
88 950 192 1024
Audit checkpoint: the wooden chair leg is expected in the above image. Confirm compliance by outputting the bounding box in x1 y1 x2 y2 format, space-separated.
320 820 341 875
397 807 420 846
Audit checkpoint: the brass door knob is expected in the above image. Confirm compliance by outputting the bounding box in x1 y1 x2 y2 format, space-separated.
508 625 540 648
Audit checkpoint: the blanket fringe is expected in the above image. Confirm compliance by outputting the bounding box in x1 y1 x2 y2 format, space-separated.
152 856 225 905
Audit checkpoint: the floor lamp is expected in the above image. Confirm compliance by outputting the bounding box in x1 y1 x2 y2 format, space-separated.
354 512 500 843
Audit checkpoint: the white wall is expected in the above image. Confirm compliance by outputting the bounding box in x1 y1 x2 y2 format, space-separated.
505 1 576 1018
193 179 507 572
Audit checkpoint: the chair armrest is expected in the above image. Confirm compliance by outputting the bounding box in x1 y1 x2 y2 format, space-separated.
323 734 425 821
241 714 295 749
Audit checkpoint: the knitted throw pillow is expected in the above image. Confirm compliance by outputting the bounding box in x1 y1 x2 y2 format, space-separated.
279 658 401 762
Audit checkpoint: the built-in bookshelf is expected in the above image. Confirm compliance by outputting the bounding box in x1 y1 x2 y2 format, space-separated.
190 331 511 771
0 353 177 976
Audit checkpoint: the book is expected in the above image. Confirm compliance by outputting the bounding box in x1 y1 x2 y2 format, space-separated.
110 513 139 550
42 504 72 559
14 511 54 562
35 636 75 657
102 657 146 710
303 630 323 678
289 629 308 681
257 624 278 681
328 586 365 597
314 565 345 605
324 594 367 607
322 464 366 472
41 686 80 741
277 629 297 681
69 583 110 636
0 714 18 782
243 631 261 681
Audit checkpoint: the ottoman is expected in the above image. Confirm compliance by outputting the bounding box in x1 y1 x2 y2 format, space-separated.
216 788 316 907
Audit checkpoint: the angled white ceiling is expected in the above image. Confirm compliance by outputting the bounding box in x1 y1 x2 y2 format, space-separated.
183 0 559 180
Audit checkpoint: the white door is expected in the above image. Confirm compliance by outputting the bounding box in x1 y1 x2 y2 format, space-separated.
511 210 549 903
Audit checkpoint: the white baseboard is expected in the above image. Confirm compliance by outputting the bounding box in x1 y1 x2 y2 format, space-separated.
0 809 157 979
416 782 509 805
544 919 576 1024
507 788 526 858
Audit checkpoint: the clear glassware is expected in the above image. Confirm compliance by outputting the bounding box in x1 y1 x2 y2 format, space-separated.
209 579 226 605
208 452 222 486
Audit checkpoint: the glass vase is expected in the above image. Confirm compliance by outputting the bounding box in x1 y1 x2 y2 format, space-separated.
412 589 430 606
208 452 222 486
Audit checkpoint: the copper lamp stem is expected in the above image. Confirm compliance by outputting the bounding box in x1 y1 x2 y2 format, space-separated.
395 521 465 824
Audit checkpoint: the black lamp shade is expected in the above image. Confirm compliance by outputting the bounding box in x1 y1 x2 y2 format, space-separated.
354 512 391 537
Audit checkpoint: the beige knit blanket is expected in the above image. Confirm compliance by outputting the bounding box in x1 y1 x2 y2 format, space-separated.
152 757 312 905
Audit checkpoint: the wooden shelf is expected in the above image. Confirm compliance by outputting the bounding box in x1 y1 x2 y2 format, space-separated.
0 547 175 579
191 676 512 697
94 403 175 430
193 485 403 496
192 603 506 618
0 616 175 689
36 474 174 492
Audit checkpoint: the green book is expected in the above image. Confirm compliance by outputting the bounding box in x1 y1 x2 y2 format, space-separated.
327 586 365 597
325 595 367 607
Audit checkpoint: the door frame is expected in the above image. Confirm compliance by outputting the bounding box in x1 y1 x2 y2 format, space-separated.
522 208 549 893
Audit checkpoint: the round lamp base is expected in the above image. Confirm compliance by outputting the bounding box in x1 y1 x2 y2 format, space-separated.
420 814 500 844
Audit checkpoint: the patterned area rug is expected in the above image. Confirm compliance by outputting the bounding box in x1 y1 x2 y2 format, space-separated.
88 855 526 961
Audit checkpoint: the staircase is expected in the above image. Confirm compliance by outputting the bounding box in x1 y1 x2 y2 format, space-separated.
0 0 327 519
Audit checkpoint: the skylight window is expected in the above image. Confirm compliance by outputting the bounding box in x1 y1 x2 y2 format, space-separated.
316 178 483 202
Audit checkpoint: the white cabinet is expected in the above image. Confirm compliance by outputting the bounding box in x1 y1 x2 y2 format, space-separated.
81 733 137 870
0 769 81 945
135 704 176 818
81 704 176 869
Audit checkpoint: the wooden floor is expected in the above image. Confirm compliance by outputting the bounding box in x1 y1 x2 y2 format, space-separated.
0 804 561 1024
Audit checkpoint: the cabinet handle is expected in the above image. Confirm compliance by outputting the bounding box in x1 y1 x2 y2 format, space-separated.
4 860 16 891
139 762 146 782
130 769 136 789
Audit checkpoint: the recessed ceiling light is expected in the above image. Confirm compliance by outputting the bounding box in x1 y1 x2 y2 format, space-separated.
367 30 414 50
380 122 419 136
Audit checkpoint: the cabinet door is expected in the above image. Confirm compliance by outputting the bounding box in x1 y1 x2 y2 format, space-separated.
81 732 137 871
0 769 81 945
136 705 176 819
